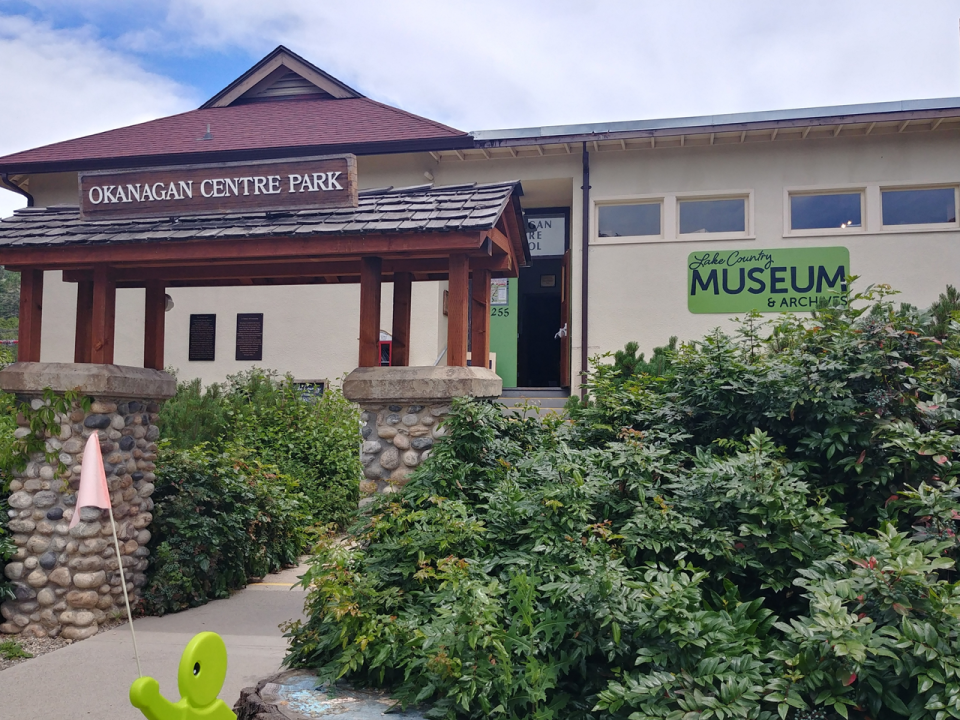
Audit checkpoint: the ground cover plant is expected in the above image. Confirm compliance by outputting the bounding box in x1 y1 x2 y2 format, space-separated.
285 284 960 720
142 369 362 614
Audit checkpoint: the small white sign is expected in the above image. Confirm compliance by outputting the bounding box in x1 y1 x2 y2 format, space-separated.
491 278 509 306
525 214 566 257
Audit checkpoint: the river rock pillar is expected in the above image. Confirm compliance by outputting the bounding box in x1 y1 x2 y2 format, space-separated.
342 366 502 502
0 362 175 639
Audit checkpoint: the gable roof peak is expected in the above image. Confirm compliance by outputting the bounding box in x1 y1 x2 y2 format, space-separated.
201 45 363 109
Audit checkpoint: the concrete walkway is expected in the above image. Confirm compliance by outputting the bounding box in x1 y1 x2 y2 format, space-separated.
0 562 311 719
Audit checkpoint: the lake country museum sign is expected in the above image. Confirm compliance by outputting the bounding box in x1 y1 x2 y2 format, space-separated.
687 246 850 313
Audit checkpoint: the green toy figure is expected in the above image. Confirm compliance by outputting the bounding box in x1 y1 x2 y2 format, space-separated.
130 632 236 720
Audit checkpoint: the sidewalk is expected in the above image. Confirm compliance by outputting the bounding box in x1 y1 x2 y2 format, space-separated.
0 562 311 719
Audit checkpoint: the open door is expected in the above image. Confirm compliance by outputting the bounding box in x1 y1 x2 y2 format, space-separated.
560 250 571 387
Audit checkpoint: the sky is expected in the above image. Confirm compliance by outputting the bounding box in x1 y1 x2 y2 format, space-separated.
2 1 960 218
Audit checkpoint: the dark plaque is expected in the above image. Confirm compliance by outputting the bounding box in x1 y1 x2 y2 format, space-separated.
79 154 358 221
235 313 264 361
188 314 216 361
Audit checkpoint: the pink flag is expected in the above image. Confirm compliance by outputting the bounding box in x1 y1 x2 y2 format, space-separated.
69 432 112 528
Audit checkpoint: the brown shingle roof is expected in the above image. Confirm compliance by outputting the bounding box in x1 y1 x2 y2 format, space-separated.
0 181 522 249
0 98 470 173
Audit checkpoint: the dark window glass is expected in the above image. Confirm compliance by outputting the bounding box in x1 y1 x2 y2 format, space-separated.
679 198 745 234
791 193 861 230
882 188 957 226
598 203 660 237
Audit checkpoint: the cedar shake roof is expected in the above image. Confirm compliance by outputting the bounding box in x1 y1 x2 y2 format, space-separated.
0 181 527 260
0 46 470 174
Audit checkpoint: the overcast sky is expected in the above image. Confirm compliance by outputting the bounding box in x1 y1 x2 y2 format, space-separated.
2 1 960 217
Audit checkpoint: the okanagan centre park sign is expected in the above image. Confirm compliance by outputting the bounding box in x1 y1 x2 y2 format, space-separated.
688 246 850 314
78 154 358 220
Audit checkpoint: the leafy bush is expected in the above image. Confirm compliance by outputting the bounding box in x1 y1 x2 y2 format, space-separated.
139 444 309 615
285 285 960 720
157 369 361 526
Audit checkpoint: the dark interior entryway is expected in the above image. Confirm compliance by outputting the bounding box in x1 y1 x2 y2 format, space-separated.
517 257 564 387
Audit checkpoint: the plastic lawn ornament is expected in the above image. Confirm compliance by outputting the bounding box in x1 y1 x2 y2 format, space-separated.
130 632 236 720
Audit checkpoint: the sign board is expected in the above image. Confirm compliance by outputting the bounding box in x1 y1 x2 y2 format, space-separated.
79 154 358 221
491 278 509 306
235 313 264 361
188 314 216 361
687 246 850 314
524 212 566 257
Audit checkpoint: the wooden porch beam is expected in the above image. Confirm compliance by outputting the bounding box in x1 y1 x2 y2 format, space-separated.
391 272 412 367
74 280 93 363
62 254 517 286
0 231 489 268
447 254 469 367
90 265 116 364
470 268 491 371
144 280 165 371
358 257 382 368
17 268 43 362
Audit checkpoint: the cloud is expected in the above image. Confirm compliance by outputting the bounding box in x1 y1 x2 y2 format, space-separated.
0 14 196 218
154 0 960 131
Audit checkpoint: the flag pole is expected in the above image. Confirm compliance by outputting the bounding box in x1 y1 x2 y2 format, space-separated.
105 495 143 678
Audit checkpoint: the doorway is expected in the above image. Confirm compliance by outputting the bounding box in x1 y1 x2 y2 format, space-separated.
517 257 564 387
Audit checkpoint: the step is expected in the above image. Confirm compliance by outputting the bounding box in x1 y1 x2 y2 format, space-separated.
499 387 570 399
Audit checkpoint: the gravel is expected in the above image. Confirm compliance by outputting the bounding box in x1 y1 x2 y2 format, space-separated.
0 618 126 672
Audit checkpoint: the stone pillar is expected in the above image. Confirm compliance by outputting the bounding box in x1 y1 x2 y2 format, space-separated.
0 363 175 639
342 366 502 503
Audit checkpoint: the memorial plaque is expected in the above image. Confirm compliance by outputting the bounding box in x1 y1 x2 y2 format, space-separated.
235 313 264 361
188 314 216 361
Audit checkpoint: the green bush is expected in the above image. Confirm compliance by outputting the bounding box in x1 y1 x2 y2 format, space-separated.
139 444 309 615
284 285 960 720
143 370 361 614
157 369 361 526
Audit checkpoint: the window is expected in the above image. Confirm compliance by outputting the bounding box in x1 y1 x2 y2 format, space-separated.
790 192 862 230
882 187 957 226
679 198 745 234
598 202 660 237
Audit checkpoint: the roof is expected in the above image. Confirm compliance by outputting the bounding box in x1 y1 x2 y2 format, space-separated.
472 97 960 143
201 45 363 107
0 98 470 174
0 179 525 254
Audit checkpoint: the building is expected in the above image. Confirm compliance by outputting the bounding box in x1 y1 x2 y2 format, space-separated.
2 46 960 395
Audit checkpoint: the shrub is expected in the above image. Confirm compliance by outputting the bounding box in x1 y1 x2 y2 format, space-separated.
156 369 361 527
284 285 960 720
139 444 309 615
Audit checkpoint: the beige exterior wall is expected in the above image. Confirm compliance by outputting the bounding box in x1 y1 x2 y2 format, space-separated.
586 131 960 363
18 128 960 391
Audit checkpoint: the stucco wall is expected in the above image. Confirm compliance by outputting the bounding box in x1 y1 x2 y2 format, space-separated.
19 128 960 391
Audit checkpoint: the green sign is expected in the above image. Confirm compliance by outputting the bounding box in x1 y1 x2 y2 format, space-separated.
687 246 850 314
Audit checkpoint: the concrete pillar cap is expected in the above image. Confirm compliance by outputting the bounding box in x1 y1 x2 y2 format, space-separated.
343 365 502 404
0 362 176 399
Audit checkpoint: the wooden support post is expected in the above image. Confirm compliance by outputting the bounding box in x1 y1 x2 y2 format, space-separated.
90 265 116 364
17 268 43 362
471 268 491 371
359 256 382 367
447 254 469 367
391 272 412 367
144 280 166 370
74 281 93 363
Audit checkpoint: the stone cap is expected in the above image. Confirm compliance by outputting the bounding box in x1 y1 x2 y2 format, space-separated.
0 362 176 399
342 365 502 404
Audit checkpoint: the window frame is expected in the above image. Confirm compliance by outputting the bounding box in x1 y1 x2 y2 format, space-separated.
593 190 754 245
786 189 866 236
879 184 960 231
676 192 752 240
595 197 664 242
